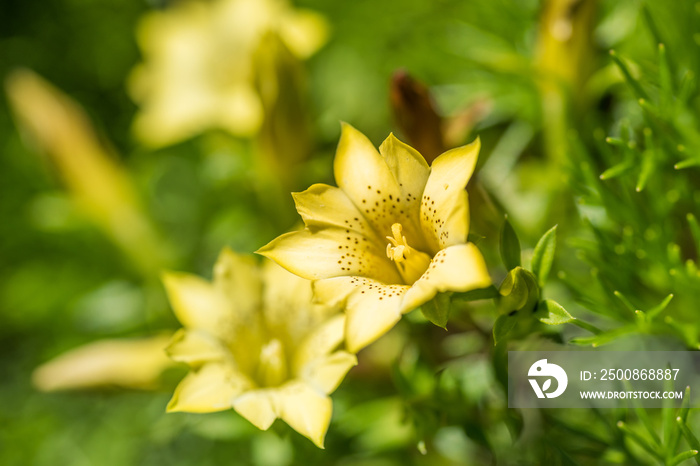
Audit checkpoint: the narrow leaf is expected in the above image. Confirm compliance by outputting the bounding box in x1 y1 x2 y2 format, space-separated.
605 137 625 147
647 294 674 320
641 4 663 48
636 149 654 192
680 386 691 423
610 50 649 99
617 421 663 459
600 161 634 180
531 225 557 286
688 214 700 251
500 217 521 270
658 43 672 112
668 450 699 466
613 290 638 314
569 325 636 347
677 417 700 462
675 157 700 170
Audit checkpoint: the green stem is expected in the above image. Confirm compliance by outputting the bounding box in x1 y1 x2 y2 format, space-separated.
571 319 602 335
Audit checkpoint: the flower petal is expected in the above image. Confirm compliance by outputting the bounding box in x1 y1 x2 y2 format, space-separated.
378 133 430 249
293 314 346 372
401 243 491 313
162 271 227 334
334 124 419 240
276 381 332 448
32 335 174 391
258 228 401 284
293 315 357 393
166 329 227 366
213 247 262 320
314 276 410 352
292 183 380 242
261 258 337 349
421 138 480 250
167 363 251 413
300 351 357 394
232 389 279 431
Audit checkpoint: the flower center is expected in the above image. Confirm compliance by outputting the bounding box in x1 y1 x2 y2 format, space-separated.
255 338 287 387
385 223 432 284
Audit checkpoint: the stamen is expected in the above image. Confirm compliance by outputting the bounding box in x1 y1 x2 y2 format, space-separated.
386 223 411 263
385 223 432 284
256 338 287 387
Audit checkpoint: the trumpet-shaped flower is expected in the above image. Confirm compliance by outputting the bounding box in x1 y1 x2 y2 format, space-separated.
129 0 328 147
258 125 491 352
162 248 356 448
32 335 175 391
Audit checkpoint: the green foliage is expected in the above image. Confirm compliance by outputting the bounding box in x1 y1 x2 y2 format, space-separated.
420 293 451 329
499 217 521 270
534 299 574 326
530 225 557 287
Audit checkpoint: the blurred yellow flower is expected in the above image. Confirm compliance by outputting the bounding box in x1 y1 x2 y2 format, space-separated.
162 248 356 448
5 70 169 276
258 125 492 352
129 0 328 147
32 335 175 391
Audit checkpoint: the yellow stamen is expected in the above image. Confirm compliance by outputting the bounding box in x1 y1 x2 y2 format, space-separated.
385 223 432 284
256 338 287 387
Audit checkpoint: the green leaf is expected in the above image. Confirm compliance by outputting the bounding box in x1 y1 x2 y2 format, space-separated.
688 213 700 251
609 50 649 100
677 417 700 462
616 421 663 460
493 313 518 345
499 217 521 270
531 225 557 286
675 157 700 170
535 299 574 325
569 325 637 347
680 386 691 423
636 147 654 192
420 293 451 329
599 161 634 180
668 450 699 466
658 44 672 93
613 290 638 314
646 294 674 320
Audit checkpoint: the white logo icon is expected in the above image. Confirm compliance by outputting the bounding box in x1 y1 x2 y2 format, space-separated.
528 359 568 398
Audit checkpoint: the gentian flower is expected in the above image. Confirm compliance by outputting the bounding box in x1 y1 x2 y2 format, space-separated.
163 248 356 448
258 124 491 352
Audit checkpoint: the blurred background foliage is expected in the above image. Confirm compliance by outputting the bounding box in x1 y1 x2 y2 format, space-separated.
2 0 700 464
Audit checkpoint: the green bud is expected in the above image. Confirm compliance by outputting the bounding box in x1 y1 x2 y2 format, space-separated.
499 267 540 315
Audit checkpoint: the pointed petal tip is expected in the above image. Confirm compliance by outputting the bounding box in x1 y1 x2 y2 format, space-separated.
165 397 181 413
338 120 355 134
338 121 364 140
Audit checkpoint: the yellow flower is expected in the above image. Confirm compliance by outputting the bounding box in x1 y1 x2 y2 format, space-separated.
162 248 356 448
32 335 175 391
129 0 328 147
258 124 492 352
